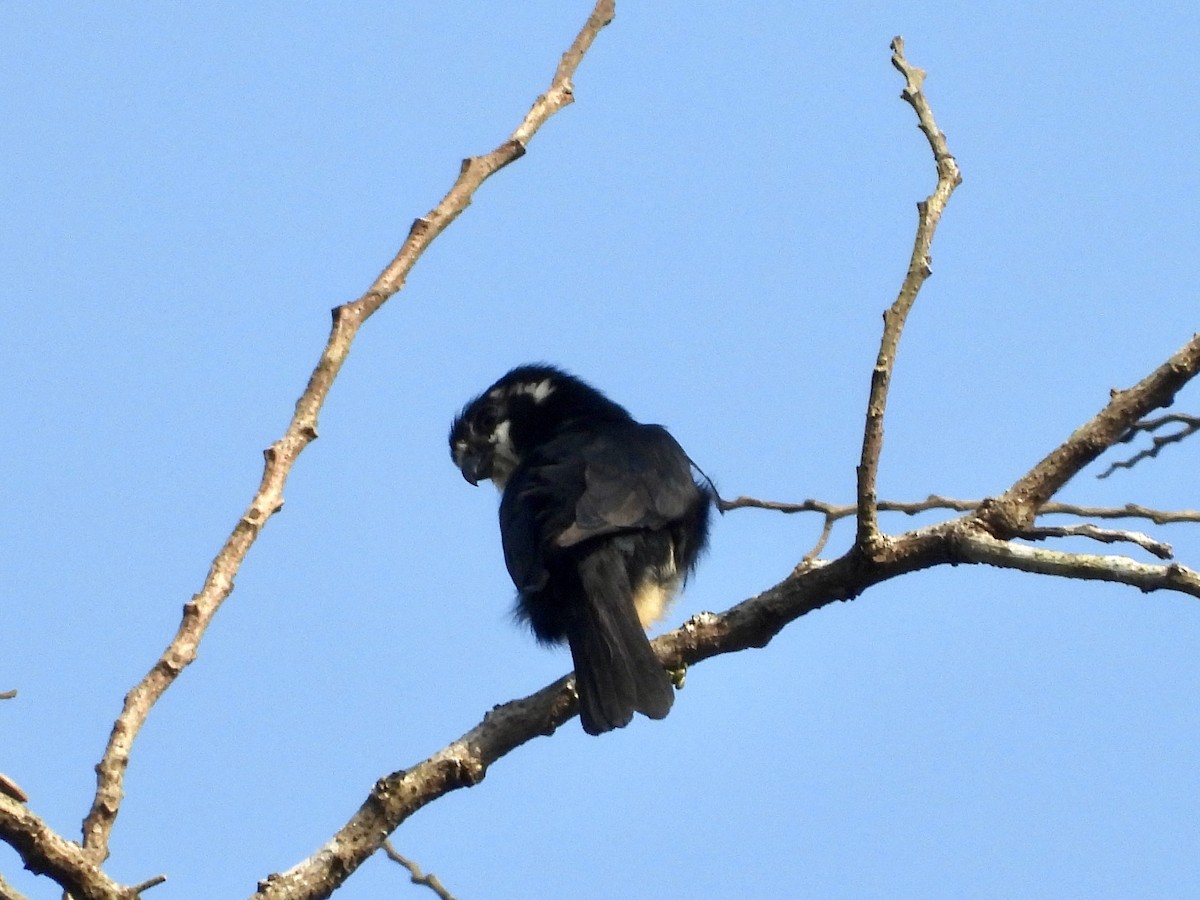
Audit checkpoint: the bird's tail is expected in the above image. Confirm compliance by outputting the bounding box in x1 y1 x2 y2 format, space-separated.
568 547 674 735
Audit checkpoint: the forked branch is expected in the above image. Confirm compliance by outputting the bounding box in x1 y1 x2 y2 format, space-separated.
5 21 1195 900
250 39 1200 900
718 494 1199 565
978 335 1200 535
856 37 963 549
1099 412 1200 478
0 796 161 900
382 842 457 900
71 0 617 884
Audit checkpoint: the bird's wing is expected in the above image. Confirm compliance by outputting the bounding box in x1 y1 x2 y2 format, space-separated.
498 477 548 596
498 449 583 594
554 423 697 549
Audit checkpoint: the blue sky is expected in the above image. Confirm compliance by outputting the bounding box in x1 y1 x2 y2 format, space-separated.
3 3 1198 898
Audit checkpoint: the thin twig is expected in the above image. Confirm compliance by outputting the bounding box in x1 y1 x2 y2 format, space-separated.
1115 412 1200 443
720 494 1200 526
1035 501 1198 525
1013 524 1173 560
80 0 616 873
128 875 167 895
382 842 456 900
1099 413 1199 478
719 496 846 515
856 37 962 549
0 776 27 804
798 514 837 569
737 493 1188 565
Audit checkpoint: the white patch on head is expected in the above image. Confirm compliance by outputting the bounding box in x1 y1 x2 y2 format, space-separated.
510 379 555 403
452 438 469 466
487 418 520 488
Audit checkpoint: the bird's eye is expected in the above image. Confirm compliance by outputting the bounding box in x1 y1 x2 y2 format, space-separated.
476 406 500 434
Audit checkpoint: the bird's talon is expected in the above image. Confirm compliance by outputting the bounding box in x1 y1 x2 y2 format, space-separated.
668 665 687 690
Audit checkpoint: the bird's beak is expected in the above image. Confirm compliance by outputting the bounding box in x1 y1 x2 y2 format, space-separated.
457 449 489 487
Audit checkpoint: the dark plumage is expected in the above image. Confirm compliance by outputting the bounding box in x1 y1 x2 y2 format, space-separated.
450 364 712 734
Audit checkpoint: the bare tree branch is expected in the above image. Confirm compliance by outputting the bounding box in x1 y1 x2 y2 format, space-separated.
0 796 147 900
721 494 1200 526
4 19 1188 900
719 496 851 515
253 491 1200 900
0 696 29 809
978 333 1200 536
1099 412 1200 478
798 513 837 570
75 0 617 878
953 532 1200 594
726 494 1198 570
1012 524 1173 560
0 775 27 804
127 875 168 895
1041 501 1200 525
251 38 1200 900
0 871 31 900
382 842 457 900
856 36 962 549
253 672 578 899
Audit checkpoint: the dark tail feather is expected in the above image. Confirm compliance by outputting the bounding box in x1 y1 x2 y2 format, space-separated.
568 549 674 735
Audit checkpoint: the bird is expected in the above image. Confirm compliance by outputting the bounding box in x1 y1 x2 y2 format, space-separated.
449 364 713 735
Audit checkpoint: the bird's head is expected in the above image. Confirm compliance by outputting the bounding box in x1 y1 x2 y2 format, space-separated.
449 364 630 489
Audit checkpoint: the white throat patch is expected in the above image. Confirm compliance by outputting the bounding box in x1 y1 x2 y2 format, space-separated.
488 419 520 487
